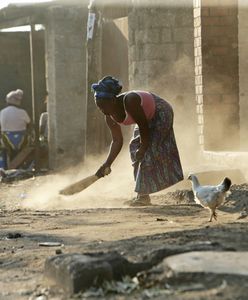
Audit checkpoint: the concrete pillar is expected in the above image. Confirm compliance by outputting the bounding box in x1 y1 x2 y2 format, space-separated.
45 5 88 169
238 0 248 150
194 0 239 151
128 2 198 165
86 8 107 155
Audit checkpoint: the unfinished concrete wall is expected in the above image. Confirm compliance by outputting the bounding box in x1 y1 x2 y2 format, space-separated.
238 0 248 150
194 0 239 151
102 18 129 91
45 5 88 169
0 31 46 117
102 17 131 142
86 12 130 155
128 2 197 164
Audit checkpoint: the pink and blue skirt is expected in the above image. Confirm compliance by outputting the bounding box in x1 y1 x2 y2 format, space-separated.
129 95 184 194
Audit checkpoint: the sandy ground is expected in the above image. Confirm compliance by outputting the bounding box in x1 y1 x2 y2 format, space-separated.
0 171 248 300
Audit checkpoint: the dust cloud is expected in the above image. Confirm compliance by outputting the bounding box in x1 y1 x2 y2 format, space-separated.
137 54 200 169
21 149 135 210
20 0 246 210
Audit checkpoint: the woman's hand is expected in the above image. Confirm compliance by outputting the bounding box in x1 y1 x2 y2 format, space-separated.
95 163 111 178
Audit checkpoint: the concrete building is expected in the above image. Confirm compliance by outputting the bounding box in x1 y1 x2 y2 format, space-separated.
0 0 247 171
193 0 248 168
0 1 88 170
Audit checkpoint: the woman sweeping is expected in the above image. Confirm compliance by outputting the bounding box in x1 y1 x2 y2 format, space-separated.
92 76 183 206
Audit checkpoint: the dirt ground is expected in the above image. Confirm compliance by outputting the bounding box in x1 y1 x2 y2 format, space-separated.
0 172 248 300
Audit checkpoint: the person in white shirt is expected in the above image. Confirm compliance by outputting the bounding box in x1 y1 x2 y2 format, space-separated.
0 89 31 168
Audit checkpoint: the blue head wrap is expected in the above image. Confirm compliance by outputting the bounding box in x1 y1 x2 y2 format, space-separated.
91 76 122 99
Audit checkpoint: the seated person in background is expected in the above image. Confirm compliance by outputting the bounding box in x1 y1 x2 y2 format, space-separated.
39 92 49 168
0 89 31 168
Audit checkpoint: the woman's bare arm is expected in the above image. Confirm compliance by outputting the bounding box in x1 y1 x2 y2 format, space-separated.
95 116 123 177
104 115 123 166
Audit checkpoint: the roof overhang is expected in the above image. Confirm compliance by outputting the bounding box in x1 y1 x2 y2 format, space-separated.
0 1 87 30
0 4 48 29
0 0 130 30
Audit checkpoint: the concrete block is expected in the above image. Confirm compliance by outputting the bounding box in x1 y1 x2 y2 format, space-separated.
193 0 200 8
196 104 203 114
194 16 201 27
219 16 237 26
222 94 239 104
175 9 193 27
201 7 209 17
128 11 140 30
195 65 202 76
139 11 176 29
197 114 204 125
209 7 230 17
196 94 203 104
204 94 221 105
197 124 204 135
211 46 229 55
202 26 227 37
164 251 248 276
193 7 201 18
178 43 194 57
128 28 135 44
45 253 111 294
174 28 194 42
195 75 202 85
195 84 203 94
133 60 165 78
203 77 237 94
142 44 177 61
135 29 160 44
202 16 222 26
129 45 140 60
194 46 201 57
44 252 141 294
194 26 201 38
194 56 202 66
161 28 172 43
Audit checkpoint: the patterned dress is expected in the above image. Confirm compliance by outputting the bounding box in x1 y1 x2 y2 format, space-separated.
1 130 28 161
129 94 183 194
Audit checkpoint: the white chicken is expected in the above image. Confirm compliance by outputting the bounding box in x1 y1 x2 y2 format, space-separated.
188 174 232 222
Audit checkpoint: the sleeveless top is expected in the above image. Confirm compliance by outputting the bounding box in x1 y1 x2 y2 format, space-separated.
115 91 156 126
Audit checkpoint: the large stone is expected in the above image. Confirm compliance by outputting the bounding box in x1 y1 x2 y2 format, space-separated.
44 251 145 294
164 251 248 276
